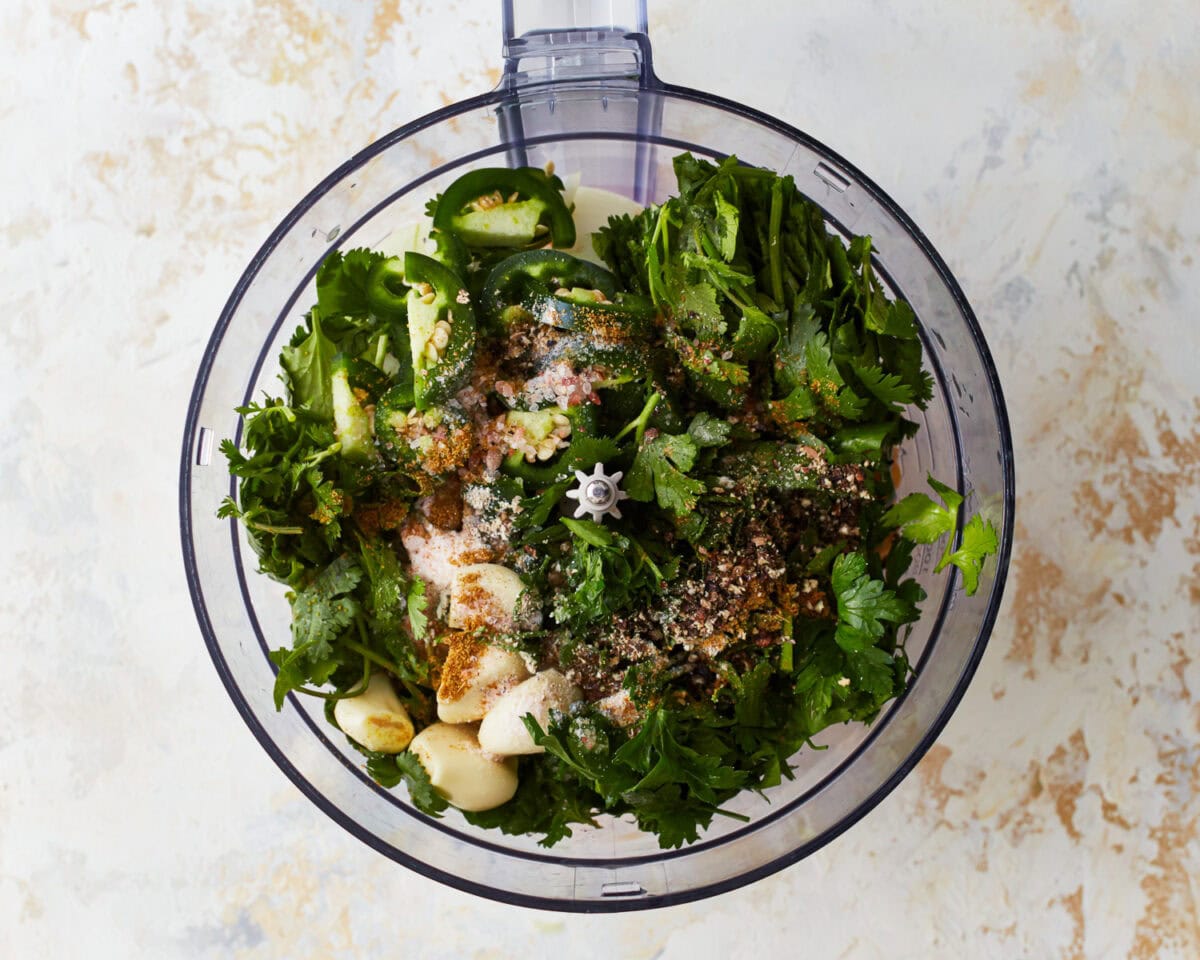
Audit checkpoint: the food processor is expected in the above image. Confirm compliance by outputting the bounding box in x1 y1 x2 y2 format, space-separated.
180 0 1015 911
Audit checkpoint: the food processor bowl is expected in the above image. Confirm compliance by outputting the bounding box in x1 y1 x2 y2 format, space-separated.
180 0 1014 911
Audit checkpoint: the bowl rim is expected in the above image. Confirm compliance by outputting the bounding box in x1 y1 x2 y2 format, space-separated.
179 78 1015 912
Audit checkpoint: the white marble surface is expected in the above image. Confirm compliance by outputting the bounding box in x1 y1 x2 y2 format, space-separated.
3 1 1198 957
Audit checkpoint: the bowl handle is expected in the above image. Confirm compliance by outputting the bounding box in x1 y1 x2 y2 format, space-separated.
499 0 658 90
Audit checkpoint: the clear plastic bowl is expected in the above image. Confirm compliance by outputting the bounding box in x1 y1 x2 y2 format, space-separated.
180 0 1014 911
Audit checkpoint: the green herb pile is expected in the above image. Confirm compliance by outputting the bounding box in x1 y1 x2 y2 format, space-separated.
221 153 998 848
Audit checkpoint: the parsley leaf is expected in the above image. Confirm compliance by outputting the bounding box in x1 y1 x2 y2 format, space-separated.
942 513 1000 595
829 553 915 652
549 524 668 628
882 475 999 595
686 412 733 447
614 708 747 805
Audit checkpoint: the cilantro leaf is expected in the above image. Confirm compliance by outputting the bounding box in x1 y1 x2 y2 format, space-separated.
804 333 867 420
393 751 449 816
314 247 385 318
406 576 428 642
852 362 917 411
626 433 705 514
266 555 362 708
290 555 362 653
357 535 406 626
830 553 915 652
870 298 919 339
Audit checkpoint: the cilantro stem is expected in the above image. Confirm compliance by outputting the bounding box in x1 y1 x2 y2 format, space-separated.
614 391 661 446
302 442 342 470
711 806 752 823
245 520 304 535
291 653 371 702
347 617 430 710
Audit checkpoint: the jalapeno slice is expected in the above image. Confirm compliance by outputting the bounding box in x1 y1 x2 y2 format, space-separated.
432 167 575 250
427 227 471 279
499 404 615 486
481 249 618 324
365 257 408 318
404 252 476 411
525 291 657 342
375 398 472 478
330 355 378 463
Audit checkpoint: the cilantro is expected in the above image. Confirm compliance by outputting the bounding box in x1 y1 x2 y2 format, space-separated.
217 151 995 853
851 362 917 411
882 475 1000 595
356 535 406 626
268 555 362 708
314 247 385 318
626 433 705 515
391 751 449 817
406 575 428 642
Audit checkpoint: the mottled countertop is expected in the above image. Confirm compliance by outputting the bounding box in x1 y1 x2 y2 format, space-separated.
3 1 1197 957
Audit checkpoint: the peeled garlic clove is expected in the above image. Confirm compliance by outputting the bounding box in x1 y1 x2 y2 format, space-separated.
407 722 518 812
478 669 583 756
436 634 531 723
447 563 540 632
333 673 414 754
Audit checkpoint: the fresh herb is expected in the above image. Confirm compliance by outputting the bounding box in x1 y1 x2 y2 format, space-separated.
406 575 429 641
626 432 706 515
883 475 1000 595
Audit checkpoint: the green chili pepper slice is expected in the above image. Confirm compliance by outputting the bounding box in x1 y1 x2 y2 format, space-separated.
432 167 575 250
481 249 618 324
404 252 476 410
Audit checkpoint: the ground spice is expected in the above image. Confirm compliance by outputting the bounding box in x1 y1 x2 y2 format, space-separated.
437 633 486 704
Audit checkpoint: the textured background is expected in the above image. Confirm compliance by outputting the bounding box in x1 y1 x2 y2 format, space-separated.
2 1 1198 957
